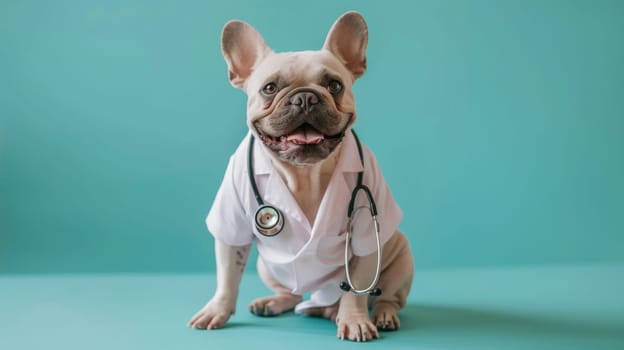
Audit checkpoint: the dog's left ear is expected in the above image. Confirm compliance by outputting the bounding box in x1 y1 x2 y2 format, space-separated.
323 11 368 80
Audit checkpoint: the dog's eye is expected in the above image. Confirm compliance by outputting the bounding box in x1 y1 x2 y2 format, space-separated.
328 80 343 94
261 83 278 96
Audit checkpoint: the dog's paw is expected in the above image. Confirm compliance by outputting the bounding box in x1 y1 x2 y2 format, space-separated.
187 299 235 330
248 295 301 317
336 312 379 342
372 302 401 331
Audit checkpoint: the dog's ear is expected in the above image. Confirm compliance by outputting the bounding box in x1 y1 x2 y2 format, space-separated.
323 11 368 80
221 20 272 89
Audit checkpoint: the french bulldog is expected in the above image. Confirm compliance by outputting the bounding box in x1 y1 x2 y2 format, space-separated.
188 11 414 342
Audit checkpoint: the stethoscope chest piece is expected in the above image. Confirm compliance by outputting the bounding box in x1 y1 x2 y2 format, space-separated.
255 205 284 237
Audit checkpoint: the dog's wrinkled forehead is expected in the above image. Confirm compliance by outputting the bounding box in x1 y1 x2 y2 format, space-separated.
246 50 353 93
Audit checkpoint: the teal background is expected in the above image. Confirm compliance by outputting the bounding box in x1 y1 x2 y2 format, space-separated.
1 0 623 274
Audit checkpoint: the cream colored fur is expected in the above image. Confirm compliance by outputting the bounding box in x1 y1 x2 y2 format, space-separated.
188 11 414 342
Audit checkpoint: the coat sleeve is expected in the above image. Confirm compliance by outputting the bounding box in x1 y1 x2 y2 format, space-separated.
349 148 403 256
205 154 254 246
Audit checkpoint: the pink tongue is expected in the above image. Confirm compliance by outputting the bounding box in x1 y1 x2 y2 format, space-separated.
286 126 324 144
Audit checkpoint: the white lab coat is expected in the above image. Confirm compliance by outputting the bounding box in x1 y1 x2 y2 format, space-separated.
206 131 402 312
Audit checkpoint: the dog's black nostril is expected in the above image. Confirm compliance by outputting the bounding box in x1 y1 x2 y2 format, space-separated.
290 92 319 113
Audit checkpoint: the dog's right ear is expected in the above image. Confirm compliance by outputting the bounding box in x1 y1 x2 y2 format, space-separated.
221 20 272 89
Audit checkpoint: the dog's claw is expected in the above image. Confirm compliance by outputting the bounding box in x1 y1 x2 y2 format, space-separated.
377 321 395 331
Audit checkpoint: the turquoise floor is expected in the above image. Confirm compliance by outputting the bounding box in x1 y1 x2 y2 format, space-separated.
1 264 623 350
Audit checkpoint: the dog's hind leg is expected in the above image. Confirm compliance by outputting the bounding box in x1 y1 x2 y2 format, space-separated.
249 257 302 317
370 232 414 331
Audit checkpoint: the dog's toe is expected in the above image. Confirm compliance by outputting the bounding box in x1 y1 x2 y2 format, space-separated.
376 319 397 331
248 295 301 317
336 312 379 342
249 301 275 317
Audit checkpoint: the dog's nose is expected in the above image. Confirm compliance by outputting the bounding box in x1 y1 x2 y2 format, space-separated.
289 91 319 113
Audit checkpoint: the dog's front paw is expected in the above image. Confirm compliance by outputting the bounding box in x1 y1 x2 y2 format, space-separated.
187 298 235 330
336 311 379 342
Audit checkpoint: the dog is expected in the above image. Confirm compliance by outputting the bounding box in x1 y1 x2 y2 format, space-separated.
188 11 414 342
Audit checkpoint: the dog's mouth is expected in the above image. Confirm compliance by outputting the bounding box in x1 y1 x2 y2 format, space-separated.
253 110 352 164
256 123 345 147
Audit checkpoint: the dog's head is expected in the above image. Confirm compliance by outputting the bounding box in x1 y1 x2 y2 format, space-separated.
221 11 368 165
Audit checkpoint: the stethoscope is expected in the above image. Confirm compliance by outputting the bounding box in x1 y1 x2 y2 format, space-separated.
248 130 382 296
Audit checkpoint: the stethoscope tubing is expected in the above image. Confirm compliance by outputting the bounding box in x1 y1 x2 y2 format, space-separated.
248 129 383 295
343 213 382 295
